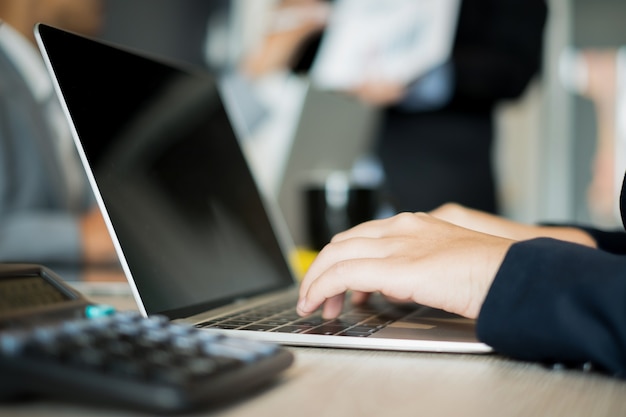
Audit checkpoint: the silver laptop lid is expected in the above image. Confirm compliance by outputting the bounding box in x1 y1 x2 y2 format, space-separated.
35 24 296 319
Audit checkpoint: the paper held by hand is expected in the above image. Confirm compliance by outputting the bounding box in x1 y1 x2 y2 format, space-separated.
310 0 461 90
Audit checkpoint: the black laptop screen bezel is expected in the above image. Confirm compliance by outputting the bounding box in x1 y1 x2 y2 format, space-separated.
35 23 297 319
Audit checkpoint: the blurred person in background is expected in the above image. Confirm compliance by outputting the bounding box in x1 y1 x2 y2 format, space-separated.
0 0 117 267
244 0 548 215
561 48 624 227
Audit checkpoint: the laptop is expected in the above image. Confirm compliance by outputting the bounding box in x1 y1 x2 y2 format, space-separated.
35 23 490 354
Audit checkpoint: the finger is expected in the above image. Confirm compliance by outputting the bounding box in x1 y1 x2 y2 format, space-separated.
299 236 392 301
299 217 428 299
298 257 408 316
321 294 345 319
350 291 371 305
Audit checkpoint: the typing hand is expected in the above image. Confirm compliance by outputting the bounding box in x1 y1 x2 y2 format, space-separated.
297 212 513 320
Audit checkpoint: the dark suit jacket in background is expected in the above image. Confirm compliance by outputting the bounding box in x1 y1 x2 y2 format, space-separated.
378 0 548 214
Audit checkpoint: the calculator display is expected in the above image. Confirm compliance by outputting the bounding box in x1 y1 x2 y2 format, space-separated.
0 276 69 314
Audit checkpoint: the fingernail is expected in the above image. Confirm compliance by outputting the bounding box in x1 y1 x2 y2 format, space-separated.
297 298 308 314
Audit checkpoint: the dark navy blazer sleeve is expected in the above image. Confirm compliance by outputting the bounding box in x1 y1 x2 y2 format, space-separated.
579 227 626 255
476 237 626 377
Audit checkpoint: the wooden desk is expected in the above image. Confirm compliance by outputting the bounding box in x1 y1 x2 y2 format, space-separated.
2 286 625 417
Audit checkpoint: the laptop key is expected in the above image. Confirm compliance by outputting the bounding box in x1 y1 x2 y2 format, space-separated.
304 325 349 335
338 330 373 337
271 325 312 334
240 324 277 332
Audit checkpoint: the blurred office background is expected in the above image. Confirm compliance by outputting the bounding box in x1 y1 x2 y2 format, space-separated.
97 0 626 247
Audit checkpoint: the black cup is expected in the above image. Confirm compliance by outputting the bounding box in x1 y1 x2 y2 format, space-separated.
304 177 379 251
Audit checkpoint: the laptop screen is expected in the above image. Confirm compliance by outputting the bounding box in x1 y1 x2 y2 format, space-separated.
36 24 295 319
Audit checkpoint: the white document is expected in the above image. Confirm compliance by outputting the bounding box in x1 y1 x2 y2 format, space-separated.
310 0 461 90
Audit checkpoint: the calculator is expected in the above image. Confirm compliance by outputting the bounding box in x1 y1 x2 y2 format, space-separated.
0 264 294 413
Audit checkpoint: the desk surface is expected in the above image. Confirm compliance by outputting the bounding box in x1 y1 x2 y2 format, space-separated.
2 284 626 417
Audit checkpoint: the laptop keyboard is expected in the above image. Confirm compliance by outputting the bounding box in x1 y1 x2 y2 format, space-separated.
194 297 416 337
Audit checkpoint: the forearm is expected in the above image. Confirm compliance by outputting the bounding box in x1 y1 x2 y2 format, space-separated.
430 203 598 247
